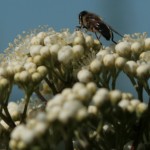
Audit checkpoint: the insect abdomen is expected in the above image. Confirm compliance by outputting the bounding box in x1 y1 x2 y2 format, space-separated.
96 23 111 41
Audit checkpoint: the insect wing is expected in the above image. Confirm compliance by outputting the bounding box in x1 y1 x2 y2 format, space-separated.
102 21 123 37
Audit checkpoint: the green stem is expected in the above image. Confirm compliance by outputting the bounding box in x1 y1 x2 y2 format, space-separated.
126 74 143 100
0 112 15 129
137 81 143 102
44 77 57 94
111 69 120 90
3 106 16 128
35 89 47 102
20 92 32 123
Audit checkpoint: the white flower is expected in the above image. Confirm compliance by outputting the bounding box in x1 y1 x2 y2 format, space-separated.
96 49 111 60
115 41 131 57
72 44 84 58
0 77 9 89
131 42 144 54
58 46 73 64
49 44 61 57
86 82 97 95
109 90 122 104
33 122 47 137
115 56 127 69
19 70 31 83
118 99 130 110
73 32 85 45
30 45 42 57
90 58 102 73
124 60 138 76
7 102 20 121
136 103 148 116
24 62 36 70
103 54 115 68
88 105 98 115
77 69 93 83
92 88 109 107
139 51 150 62
30 36 42 45
144 38 150 50
40 46 51 58
136 64 150 78
85 35 94 47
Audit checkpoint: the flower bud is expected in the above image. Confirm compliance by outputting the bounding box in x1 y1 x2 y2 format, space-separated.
37 66 48 77
115 41 131 57
144 38 150 50
19 71 30 83
7 102 20 121
86 82 97 94
5 65 15 77
75 108 87 121
90 59 102 73
31 36 42 45
93 39 101 50
0 78 9 90
40 46 51 58
44 36 52 46
33 55 43 65
92 88 109 107
77 69 93 83
58 46 73 64
131 42 143 54
136 64 150 78
85 35 94 47
24 62 36 70
30 45 42 57
103 54 115 68
136 103 148 117
139 51 150 62
72 82 85 93
13 64 24 72
96 49 111 59
0 67 7 76
31 72 42 83
73 34 85 45
49 44 60 57
88 105 98 115
118 99 130 110
14 73 20 82
115 56 127 69
76 88 90 102
72 45 84 58
109 90 122 104
124 61 138 76
37 32 47 39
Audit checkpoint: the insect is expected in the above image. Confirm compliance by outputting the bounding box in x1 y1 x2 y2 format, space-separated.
77 10 123 44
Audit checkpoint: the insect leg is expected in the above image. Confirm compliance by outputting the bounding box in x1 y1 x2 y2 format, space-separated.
76 26 81 31
111 32 117 44
95 32 101 40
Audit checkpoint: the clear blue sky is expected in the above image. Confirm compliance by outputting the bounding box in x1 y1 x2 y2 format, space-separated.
0 0 150 100
1 0 150 51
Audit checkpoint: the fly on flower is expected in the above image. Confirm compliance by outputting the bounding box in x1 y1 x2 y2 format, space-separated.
77 10 123 44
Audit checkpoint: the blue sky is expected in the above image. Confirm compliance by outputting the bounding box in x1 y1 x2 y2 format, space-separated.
0 0 150 101
0 0 150 50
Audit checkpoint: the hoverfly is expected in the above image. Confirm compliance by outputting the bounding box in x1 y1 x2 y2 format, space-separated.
77 10 123 44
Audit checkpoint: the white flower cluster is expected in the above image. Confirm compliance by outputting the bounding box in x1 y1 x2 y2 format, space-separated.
1 26 150 149
9 82 147 150
9 113 48 150
76 33 150 95
46 82 97 124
